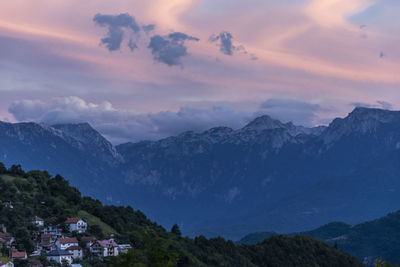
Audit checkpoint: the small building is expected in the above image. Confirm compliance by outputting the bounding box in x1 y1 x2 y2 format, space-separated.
56 238 78 250
90 239 119 257
118 244 132 254
2 202 13 209
31 216 44 227
46 249 73 265
66 246 83 260
41 234 53 250
65 218 87 233
43 226 63 239
11 248 27 260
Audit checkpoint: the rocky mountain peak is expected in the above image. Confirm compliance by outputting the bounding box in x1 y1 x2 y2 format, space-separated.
243 115 285 132
347 107 398 122
51 123 120 161
322 107 400 144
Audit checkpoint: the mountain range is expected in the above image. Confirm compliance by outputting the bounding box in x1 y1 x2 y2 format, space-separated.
1 107 400 240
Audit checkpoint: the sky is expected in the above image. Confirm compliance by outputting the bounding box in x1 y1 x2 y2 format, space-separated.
0 0 399 143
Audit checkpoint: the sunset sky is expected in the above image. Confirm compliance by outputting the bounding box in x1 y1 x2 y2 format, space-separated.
1 0 399 143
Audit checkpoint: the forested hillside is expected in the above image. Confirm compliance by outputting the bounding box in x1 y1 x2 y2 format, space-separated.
0 163 363 266
238 212 400 265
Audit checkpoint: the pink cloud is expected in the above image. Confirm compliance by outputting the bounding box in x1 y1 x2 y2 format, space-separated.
0 0 399 123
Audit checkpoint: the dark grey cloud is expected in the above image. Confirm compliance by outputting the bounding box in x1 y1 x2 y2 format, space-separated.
351 101 393 110
259 99 323 127
209 31 234 55
142 24 155 34
128 39 138 52
93 13 141 51
148 32 199 66
209 31 257 60
8 97 250 144
377 101 392 110
250 54 258 60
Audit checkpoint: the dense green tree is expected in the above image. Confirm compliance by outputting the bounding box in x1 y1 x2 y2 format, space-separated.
0 162 6 174
8 164 25 176
171 224 181 237
376 259 400 267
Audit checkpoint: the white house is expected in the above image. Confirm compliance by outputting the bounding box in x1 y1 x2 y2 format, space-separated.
47 249 73 265
65 218 87 233
90 239 119 257
31 216 44 227
56 237 79 250
66 246 83 260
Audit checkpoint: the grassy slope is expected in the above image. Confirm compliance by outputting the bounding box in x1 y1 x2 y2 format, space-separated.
78 210 117 236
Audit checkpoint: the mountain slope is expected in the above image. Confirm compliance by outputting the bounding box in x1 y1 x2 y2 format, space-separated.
0 164 363 267
238 210 400 265
2 107 400 239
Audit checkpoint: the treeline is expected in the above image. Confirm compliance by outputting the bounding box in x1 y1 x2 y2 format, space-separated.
0 163 363 266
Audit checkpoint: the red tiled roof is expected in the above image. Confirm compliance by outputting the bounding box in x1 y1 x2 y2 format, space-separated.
65 218 81 224
12 250 26 259
32 216 44 221
98 239 119 248
57 237 78 244
0 232 11 240
66 246 82 251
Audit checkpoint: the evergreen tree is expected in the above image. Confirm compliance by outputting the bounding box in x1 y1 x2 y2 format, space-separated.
171 224 181 237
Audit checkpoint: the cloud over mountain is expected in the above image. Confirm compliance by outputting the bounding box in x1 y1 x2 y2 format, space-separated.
7 97 334 143
8 97 250 143
259 99 323 127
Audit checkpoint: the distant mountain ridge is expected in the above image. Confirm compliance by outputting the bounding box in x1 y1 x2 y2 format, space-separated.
2 107 400 240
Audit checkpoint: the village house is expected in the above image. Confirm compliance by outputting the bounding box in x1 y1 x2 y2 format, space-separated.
46 249 73 265
42 225 63 239
90 239 119 257
31 216 44 227
40 234 53 251
66 246 83 260
65 218 87 233
1 202 13 209
56 237 78 250
10 248 27 260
